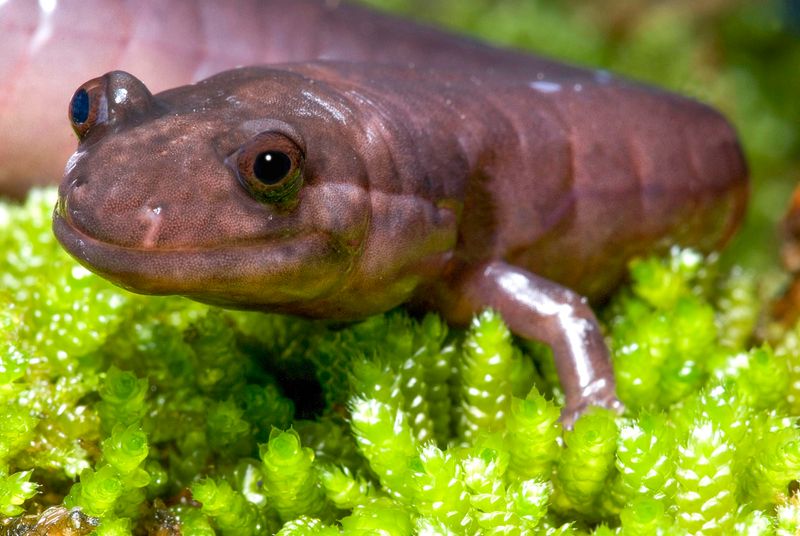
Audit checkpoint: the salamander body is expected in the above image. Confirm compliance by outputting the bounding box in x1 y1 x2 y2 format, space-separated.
54 56 747 421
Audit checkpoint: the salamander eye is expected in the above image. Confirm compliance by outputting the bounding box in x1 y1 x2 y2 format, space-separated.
231 131 305 207
70 89 90 124
253 151 292 185
68 79 107 140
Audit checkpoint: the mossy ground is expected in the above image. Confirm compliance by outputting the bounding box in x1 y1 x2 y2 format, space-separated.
2 1 800 535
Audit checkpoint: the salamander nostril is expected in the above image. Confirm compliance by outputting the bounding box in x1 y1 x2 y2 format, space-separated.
70 175 88 189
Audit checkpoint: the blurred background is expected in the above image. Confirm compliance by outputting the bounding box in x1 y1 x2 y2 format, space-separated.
364 0 800 272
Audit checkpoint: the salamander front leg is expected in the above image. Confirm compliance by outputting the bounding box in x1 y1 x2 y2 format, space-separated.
437 260 622 426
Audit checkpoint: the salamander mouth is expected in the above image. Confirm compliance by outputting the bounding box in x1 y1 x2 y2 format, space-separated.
54 209 249 295
52 208 345 304
55 194 264 255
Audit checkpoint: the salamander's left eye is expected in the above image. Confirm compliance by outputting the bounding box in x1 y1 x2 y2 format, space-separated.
68 71 155 143
70 89 90 124
230 131 305 207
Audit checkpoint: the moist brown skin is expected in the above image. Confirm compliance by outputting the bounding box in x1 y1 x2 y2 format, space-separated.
53 63 747 424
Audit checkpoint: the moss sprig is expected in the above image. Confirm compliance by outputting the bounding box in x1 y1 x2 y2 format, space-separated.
553 408 618 515
92 516 131 536
710 345 790 411
64 424 151 521
628 248 704 310
776 494 800 535
318 464 372 510
185 310 251 396
96 367 148 434
614 413 676 503
458 310 514 443
276 515 339 535
415 314 454 446
260 428 330 522
206 399 252 456
505 386 561 482
733 508 774 535
674 422 736 534
739 415 800 509
65 465 124 518
0 403 38 464
173 506 216 536
339 498 414 535
236 383 294 444
461 445 551 532
101 425 149 475
191 477 265 536
410 444 474 532
714 267 759 349
349 397 417 501
617 497 679 535
0 467 38 517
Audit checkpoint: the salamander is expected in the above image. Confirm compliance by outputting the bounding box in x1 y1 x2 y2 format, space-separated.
53 57 748 423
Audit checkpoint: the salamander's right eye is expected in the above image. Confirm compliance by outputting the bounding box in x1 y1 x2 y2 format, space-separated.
228 131 306 209
68 79 108 140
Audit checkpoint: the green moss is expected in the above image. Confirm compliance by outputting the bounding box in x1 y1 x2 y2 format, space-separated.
505 387 561 482
458 310 515 443
553 408 618 516
776 495 800 535
614 413 676 504
318 464 372 510
96 368 148 434
349 398 418 502
618 497 678 535
260 428 330 523
5 180 800 535
674 423 737 534
191 478 267 535
276 515 339 535
0 468 38 517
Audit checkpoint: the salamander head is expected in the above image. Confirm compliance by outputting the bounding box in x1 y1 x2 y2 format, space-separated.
54 69 372 312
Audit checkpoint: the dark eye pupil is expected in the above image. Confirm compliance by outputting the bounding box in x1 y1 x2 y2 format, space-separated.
70 89 90 124
253 151 291 185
